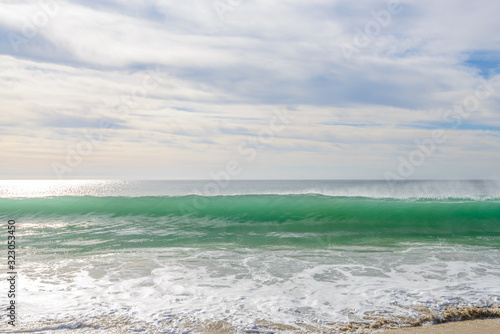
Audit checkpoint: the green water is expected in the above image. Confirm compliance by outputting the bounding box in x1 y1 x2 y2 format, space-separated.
2 195 499 252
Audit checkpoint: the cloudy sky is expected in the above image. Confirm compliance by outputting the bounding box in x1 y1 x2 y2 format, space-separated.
1 0 500 180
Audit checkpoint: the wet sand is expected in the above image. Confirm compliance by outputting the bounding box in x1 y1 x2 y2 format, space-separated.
5 318 500 333
382 318 500 334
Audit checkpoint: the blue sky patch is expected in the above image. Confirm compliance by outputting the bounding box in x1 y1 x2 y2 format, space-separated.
463 50 500 78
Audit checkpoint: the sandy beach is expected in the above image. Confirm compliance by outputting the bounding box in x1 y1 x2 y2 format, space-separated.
382 318 500 334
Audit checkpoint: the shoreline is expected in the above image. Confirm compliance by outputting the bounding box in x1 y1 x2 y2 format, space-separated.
4 317 500 333
381 318 500 334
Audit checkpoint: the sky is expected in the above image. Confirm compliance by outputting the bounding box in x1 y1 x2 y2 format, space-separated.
1 0 500 180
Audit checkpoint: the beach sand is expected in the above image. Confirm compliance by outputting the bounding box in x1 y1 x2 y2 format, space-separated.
6 318 500 333
381 318 500 334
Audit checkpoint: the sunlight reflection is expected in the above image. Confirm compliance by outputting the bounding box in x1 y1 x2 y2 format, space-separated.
22 222 68 229
0 180 120 198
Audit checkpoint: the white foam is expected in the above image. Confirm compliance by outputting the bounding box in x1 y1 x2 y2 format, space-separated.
4 244 499 332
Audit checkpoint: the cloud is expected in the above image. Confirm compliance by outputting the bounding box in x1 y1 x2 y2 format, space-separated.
1 0 500 179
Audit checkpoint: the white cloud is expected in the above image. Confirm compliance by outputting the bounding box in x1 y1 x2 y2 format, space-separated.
1 0 499 179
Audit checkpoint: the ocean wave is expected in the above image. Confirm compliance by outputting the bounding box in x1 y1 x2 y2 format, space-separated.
2 195 499 251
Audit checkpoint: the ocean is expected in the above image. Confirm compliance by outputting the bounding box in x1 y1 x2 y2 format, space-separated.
0 180 499 333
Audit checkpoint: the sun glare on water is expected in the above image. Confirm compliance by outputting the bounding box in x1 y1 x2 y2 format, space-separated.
0 180 114 198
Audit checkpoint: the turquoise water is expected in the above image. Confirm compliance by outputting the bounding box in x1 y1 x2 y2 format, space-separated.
1 180 499 332
2 195 500 251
